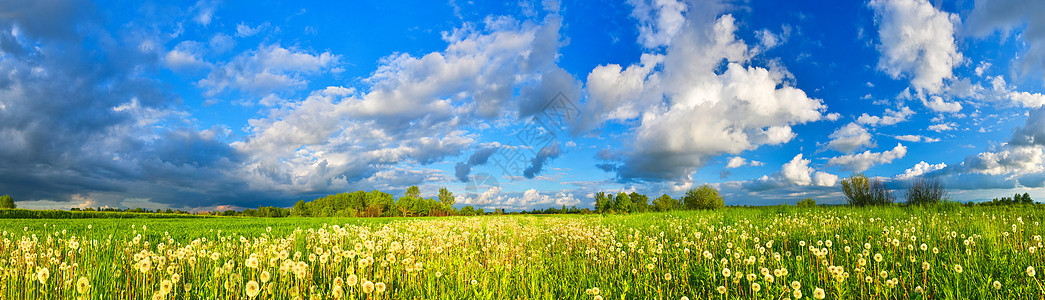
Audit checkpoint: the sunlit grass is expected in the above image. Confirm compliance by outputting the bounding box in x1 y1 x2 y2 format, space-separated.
1 206 1044 299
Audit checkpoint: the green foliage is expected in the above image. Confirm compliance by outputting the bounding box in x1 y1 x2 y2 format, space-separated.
841 173 894 206
796 198 817 208
683 184 724 210
905 177 946 206
594 192 612 213
438 187 456 207
629 192 649 212
613 192 634 213
0 195 13 209
652 194 681 212
981 192 1035 206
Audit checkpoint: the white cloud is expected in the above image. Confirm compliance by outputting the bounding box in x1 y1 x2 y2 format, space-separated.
199 44 340 98
236 22 269 37
921 95 962 113
781 154 837 187
828 143 908 172
826 122 874 153
967 0 1045 82
590 7 827 183
895 161 947 180
856 106 914 126
627 0 688 48
928 122 957 132
964 146 1045 176
868 0 962 95
893 134 940 143
726 156 763 169
163 41 210 72
988 76 1045 108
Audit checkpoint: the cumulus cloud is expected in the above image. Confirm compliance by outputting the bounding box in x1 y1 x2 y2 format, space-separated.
726 156 763 168
966 0 1045 82
198 44 340 98
826 122 874 153
744 154 837 191
921 95 963 113
928 122 957 132
828 143 908 172
236 22 270 37
856 106 914 126
627 0 688 48
585 3 827 185
895 161 947 180
893 135 940 143
868 0 962 95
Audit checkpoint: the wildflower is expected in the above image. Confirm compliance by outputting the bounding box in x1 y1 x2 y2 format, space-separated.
716 286 726 294
261 271 271 283
953 264 963 274
347 274 358 286
681 297 689 300
793 289 803 299
362 280 375 294
922 261 930 271
375 282 386 293
813 287 825 299
592 287 600 295
915 286 924 293
171 273 180 283
76 276 91 294
993 280 1002 290
751 282 761 292
246 280 260 298
159 279 173 295
664 273 672 281
722 268 731 277
1028 266 1036 277
246 257 260 269
37 267 49 285
470 279 478 286
594 296 603 300
790 281 801 290
332 285 344 299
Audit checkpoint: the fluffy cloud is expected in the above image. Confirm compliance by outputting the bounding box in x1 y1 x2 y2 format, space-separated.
928 122 957 132
921 96 963 113
627 0 688 48
828 143 908 172
726 156 763 168
826 122 874 153
893 135 940 143
198 44 340 98
588 3 827 185
967 0 1045 82
856 106 914 126
869 0 962 95
895 161 947 180
744 154 837 190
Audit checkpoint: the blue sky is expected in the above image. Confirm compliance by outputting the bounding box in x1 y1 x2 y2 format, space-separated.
3 0 1045 211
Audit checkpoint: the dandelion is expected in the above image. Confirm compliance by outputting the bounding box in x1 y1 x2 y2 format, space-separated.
954 264 963 274
722 268 731 277
332 284 344 299
470 279 478 286
362 280 375 294
261 271 271 283
681 297 689 300
993 280 1002 290
793 289 803 299
246 257 260 269
813 287 825 299
347 274 358 286
592 287 600 295
37 267 49 285
751 282 761 292
915 286 924 293
375 282 386 293
159 279 173 295
716 286 726 294
594 296 603 300
790 281 801 290
76 276 90 294
171 273 181 283
664 273 672 281
1028 266 1036 277
139 258 152 273
246 280 260 298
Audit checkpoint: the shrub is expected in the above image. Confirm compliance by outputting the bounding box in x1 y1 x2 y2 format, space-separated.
796 198 817 208
905 177 946 206
0 195 13 209
841 174 894 206
684 184 725 210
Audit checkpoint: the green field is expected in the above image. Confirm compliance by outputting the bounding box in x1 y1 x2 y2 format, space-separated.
2 206 1045 299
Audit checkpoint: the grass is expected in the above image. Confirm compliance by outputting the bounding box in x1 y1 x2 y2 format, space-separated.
1 205 1044 299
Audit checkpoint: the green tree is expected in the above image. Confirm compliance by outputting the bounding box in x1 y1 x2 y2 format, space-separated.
652 194 678 212
0 195 14 209
630 192 649 212
405 186 421 199
905 177 946 206
683 184 724 210
841 173 894 206
438 187 456 207
594 192 611 213
796 198 817 208
614 192 634 213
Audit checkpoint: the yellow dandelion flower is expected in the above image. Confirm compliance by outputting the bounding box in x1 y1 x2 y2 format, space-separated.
37 267 49 285
813 287 825 299
246 280 260 298
76 276 90 294
1028 266 1036 277
347 274 358 286
375 282 386 293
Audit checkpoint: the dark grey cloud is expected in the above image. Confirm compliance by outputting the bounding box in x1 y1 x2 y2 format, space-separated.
523 143 561 179
455 147 499 182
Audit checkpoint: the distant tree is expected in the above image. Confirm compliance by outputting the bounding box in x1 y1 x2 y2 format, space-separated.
684 184 724 210
652 194 679 212
841 174 894 206
0 195 14 209
630 192 649 212
796 198 817 208
594 192 612 213
614 192 634 213
1021 192 1034 204
292 200 309 216
438 187 456 207
405 186 421 199
905 177 946 206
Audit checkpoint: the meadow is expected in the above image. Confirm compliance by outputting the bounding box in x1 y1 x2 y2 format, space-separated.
1 206 1044 299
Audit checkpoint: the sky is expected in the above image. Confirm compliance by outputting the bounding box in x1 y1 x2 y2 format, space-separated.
2 0 1045 211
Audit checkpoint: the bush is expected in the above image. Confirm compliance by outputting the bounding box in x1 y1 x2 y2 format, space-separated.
0 195 13 209
684 184 725 210
796 198 817 208
905 177 946 206
841 174 894 206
